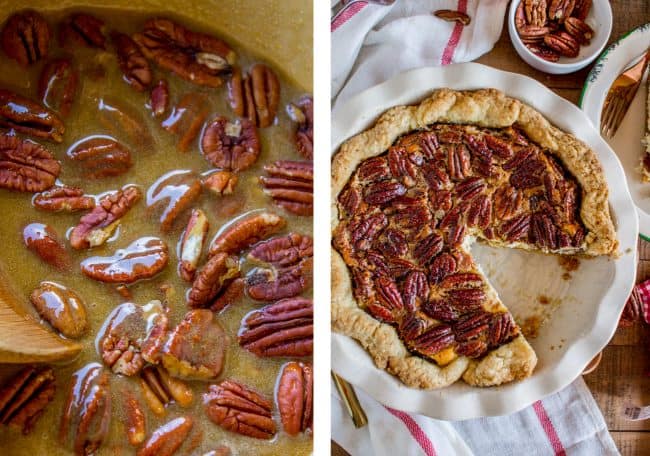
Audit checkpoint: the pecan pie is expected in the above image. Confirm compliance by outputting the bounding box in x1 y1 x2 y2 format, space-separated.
332 89 617 388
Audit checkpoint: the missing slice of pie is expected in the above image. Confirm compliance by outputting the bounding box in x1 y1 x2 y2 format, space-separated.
331 89 618 389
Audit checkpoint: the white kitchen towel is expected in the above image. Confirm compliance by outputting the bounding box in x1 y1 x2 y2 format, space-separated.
332 0 509 105
332 377 619 455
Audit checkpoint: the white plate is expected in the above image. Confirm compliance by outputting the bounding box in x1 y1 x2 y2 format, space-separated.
331 63 638 420
580 23 650 240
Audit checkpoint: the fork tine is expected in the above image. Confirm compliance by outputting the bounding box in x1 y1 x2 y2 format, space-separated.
601 94 624 137
608 87 639 137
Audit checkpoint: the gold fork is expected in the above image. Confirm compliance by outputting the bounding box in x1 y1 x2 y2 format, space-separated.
601 48 650 138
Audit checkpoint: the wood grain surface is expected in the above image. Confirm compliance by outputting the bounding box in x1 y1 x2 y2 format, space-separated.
332 1 650 455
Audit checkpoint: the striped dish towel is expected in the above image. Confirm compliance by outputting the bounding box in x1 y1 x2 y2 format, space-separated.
332 0 509 103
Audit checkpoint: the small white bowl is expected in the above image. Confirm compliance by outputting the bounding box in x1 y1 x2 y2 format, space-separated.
508 0 613 74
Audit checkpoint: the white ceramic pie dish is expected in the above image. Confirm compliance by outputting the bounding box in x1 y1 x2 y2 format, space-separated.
331 63 638 420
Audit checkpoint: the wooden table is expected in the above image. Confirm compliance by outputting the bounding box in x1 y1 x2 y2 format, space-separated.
333 1 650 454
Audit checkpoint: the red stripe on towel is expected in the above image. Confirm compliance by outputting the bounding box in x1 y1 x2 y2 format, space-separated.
385 406 437 456
441 0 468 65
533 400 567 456
331 2 368 32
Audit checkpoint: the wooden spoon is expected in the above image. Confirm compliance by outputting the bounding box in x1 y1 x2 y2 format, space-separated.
0 265 81 363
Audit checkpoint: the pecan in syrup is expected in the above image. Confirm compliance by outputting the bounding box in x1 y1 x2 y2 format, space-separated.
98 300 169 375
0 366 55 434
81 237 169 284
146 170 202 232
30 281 88 338
239 297 313 357
70 185 141 249
162 309 229 380
260 160 313 216
208 211 286 257
203 170 238 196
112 31 152 91
210 278 245 313
38 58 78 117
204 380 276 439
150 79 169 117
133 18 236 87
59 363 111 456
228 64 280 128
23 222 70 271
59 13 106 48
287 95 313 159
97 97 154 151
201 116 260 171
33 186 95 212
124 393 146 446
1 11 50 65
187 252 240 309
162 92 210 152
245 257 312 301
276 361 313 436
137 416 193 456
248 233 313 268
433 10 471 25
140 365 193 416
67 135 133 178
0 89 64 142
178 209 209 282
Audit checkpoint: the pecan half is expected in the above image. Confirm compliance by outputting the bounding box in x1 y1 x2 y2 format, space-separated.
433 10 471 25
150 80 169 117
33 186 94 212
245 257 312 301
201 117 260 171
525 43 561 62
97 97 153 151
239 297 313 357
23 222 70 271
59 363 111 456
447 144 471 180
70 185 141 249
524 0 548 26
276 361 312 436
572 0 592 20
210 278 245 313
518 25 551 44
260 160 313 216
59 13 106 49
208 211 286 257
81 237 169 284
288 95 313 159
0 366 55 434
203 170 238 195
228 64 280 128
179 209 209 282
112 31 152 91
544 31 580 58
162 309 229 380
38 58 78 117
0 89 64 142
124 393 146 446
204 380 276 439
162 92 210 152
137 416 193 456
1 11 50 65
187 252 240 308
0 134 60 192
30 281 88 338
548 0 575 22
406 323 455 356
140 365 194 416
67 135 132 178
564 17 593 44
98 300 169 375
133 18 236 87
248 233 313 267
146 170 202 232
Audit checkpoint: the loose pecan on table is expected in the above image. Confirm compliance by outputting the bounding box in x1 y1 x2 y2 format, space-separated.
228 64 280 128
203 380 276 439
112 31 152 91
33 186 95 212
287 96 313 159
124 393 146 446
140 365 193 416
239 297 313 357
23 222 70 271
81 236 169 283
276 361 313 436
1 10 50 65
187 251 240 308
208 211 286 257
67 135 133 178
201 117 260 171
245 256 313 301
146 170 202 231
150 79 169 117
0 366 55 435
137 416 193 456
133 18 236 88
38 58 78 117
203 170 238 196
433 10 471 25
179 209 210 282
30 281 88 338
59 363 111 456
97 300 169 376
260 160 313 216
162 92 210 152
0 89 64 142
59 13 106 49
162 309 229 380
70 185 141 249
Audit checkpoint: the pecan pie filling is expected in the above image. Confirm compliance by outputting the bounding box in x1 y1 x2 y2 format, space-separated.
334 123 588 365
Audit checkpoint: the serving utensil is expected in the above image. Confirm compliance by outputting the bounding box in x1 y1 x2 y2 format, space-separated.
600 47 650 138
0 265 81 363
332 0 396 21
332 371 368 428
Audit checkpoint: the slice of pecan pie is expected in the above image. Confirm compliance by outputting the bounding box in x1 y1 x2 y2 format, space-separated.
331 89 617 389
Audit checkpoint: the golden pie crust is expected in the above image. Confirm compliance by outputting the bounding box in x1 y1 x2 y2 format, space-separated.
331 88 617 389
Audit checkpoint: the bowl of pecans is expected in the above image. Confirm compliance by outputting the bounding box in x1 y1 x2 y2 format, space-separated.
508 0 612 74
